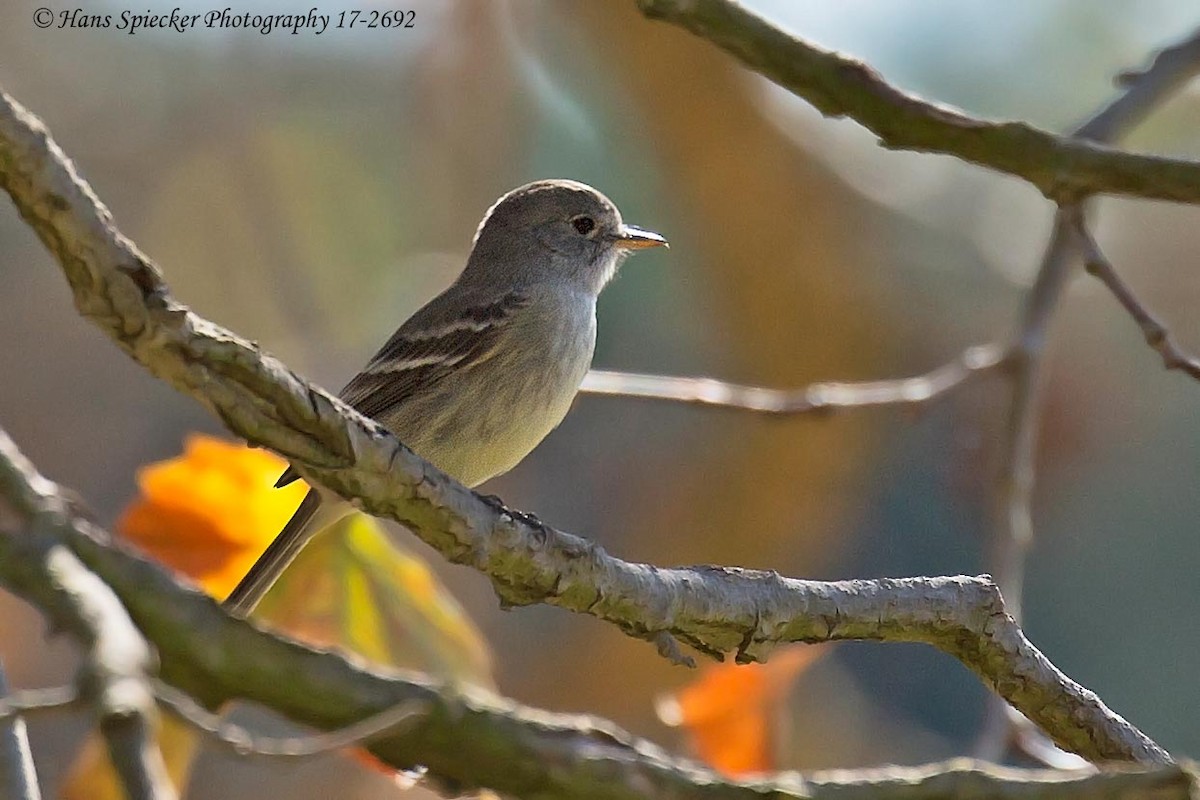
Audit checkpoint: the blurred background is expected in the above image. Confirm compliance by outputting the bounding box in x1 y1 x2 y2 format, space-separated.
2 0 1200 795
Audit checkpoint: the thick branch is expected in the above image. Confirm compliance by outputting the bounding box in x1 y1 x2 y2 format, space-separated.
0 432 1187 796
0 89 1171 765
637 0 1200 204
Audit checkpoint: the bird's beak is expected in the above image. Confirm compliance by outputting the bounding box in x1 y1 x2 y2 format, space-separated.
616 224 669 250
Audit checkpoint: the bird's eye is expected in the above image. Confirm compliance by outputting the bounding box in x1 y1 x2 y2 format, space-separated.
572 216 596 236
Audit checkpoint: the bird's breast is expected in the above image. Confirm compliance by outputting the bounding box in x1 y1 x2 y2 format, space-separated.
405 297 596 487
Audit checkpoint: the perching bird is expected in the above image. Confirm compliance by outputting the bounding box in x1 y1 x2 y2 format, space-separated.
224 179 667 615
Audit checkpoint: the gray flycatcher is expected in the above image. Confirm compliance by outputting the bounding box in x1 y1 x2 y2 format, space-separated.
224 179 667 615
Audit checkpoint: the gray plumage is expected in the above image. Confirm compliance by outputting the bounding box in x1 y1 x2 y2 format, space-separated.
224 179 666 615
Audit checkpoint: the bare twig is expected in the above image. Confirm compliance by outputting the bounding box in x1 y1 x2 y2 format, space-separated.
1071 213 1200 381
581 345 1004 414
0 665 42 800
637 0 1200 204
652 631 697 668
0 430 177 800
990 212 1078 626
0 685 79 721
154 682 428 759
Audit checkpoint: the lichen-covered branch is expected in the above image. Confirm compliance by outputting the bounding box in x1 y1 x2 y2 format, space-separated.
0 430 176 800
0 427 1188 796
636 0 1200 204
0 89 1172 765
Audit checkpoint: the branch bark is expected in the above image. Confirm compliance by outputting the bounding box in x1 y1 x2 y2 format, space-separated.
0 427 1190 797
636 0 1200 204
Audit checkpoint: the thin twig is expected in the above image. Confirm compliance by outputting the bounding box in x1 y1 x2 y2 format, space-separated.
0 665 43 800
154 681 428 758
581 345 1004 414
1071 213 1200 381
0 685 79 721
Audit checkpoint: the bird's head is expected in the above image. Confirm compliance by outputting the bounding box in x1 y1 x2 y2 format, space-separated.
463 179 667 295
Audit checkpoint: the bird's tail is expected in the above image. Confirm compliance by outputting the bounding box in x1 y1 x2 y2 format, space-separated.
224 489 333 617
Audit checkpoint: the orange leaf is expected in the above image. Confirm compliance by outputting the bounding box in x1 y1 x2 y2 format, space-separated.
117 434 309 600
656 645 826 777
65 434 495 795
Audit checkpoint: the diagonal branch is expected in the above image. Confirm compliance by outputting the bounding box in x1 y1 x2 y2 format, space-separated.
580 345 1004 414
0 89 1173 765
1071 212 1200 381
637 0 1200 204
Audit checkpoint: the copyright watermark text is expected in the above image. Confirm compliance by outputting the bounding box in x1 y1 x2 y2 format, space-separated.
31 7 416 35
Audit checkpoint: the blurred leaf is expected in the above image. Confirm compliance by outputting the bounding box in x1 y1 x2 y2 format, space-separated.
117 434 309 600
61 714 199 800
656 645 826 777
62 434 491 798
255 512 493 685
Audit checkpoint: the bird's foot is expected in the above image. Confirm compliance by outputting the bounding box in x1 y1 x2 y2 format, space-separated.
480 494 545 529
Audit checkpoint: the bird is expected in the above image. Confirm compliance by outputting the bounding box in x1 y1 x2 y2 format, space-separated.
223 179 667 615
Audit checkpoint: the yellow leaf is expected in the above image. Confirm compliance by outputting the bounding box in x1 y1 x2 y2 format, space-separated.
256 512 493 686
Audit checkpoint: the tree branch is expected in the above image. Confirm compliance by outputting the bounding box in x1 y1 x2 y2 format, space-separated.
580 345 1004 414
0 427 1187 796
0 686 79 722
153 682 429 759
636 0 1200 204
976 25 1200 762
1071 213 1200 381
0 87 1173 764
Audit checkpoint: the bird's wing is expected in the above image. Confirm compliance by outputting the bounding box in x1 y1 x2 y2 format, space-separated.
274 289 530 488
343 288 530 418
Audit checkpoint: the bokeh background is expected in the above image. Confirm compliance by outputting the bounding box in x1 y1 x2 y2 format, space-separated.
2 0 1200 796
